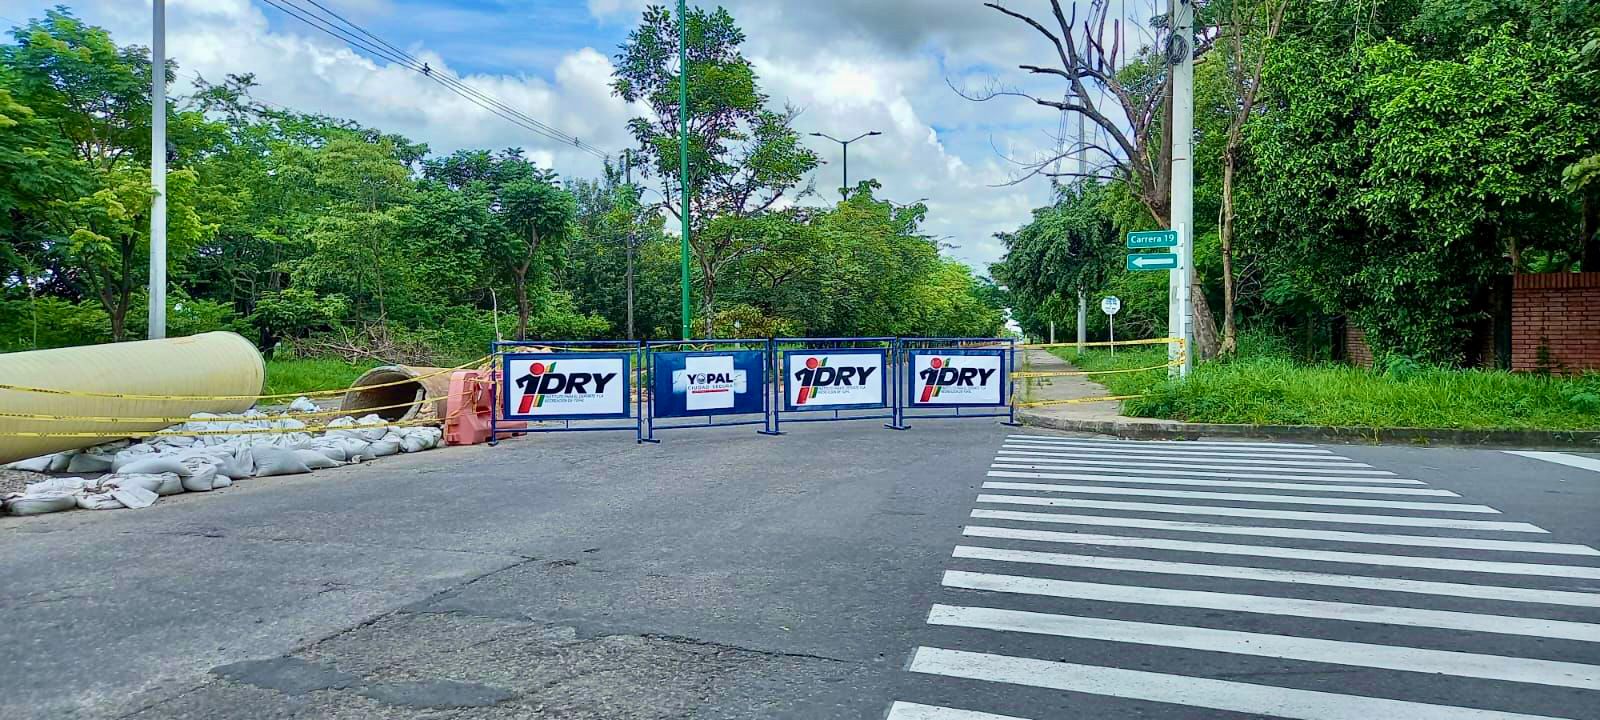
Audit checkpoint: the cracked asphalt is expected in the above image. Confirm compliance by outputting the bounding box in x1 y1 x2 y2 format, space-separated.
0 419 1007 719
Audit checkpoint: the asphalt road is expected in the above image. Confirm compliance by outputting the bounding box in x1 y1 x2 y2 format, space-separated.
1 422 1596 719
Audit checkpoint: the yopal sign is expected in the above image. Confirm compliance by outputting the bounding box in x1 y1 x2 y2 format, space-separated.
503 352 631 420
785 350 886 410
652 350 765 418
908 349 1007 407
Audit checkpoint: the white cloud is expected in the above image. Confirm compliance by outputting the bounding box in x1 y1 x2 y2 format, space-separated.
0 0 1155 272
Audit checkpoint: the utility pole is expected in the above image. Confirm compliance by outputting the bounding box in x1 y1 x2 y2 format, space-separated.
677 0 691 340
1170 0 1196 377
1076 98 1087 353
623 151 636 341
147 0 167 340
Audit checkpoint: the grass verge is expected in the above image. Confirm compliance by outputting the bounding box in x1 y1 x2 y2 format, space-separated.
262 358 381 397
1051 343 1600 431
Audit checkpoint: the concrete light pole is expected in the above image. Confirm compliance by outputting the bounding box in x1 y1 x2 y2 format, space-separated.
148 0 167 339
1169 0 1195 377
809 131 881 197
678 0 691 340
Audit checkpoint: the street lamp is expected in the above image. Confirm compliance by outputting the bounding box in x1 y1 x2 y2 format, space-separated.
809 130 881 196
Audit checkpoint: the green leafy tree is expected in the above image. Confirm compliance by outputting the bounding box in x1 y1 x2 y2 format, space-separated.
612 4 820 329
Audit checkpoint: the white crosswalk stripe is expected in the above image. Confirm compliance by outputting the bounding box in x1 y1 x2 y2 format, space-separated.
982 479 1483 509
976 494 1544 531
887 436 1600 720
983 470 1456 495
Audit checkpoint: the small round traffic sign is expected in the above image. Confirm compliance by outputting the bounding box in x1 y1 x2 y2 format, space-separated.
1101 296 1122 316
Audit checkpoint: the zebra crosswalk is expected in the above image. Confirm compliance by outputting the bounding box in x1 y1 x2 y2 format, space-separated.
888 434 1600 720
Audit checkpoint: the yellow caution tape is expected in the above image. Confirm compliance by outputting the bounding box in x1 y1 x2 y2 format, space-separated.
1013 394 1147 409
0 395 435 424
1014 361 1181 379
0 356 489 402
0 417 442 439
1017 338 1184 350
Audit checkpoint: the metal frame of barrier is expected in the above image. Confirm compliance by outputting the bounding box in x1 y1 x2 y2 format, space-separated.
639 339 778 443
489 339 644 444
895 337 1019 427
770 337 899 433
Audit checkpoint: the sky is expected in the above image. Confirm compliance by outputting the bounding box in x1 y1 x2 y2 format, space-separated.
0 0 1156 273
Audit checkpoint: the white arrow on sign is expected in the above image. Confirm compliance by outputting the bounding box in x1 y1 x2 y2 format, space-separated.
1130 255 1176 268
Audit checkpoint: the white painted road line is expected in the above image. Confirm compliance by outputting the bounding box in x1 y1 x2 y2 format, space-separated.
988 461 1411 483
995 448 1372 467
1505 451 1600 474
927 605 1600 690
942 570 1600 641
1000 441 1340 460
909 647 1572 720
1006 435 1324 450
951 545 1600 607
994 451 1381 470
963 525 1600 579
886 701 1033 720
974 495 1547 532
983 469 1455 496
981 479 1494 512
967 510 1600 556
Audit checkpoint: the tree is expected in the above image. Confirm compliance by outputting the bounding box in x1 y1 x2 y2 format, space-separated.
980 0 1223 359
993 181 1121 340
498 172 576 340
1212 0 1288 354
612 4 820 330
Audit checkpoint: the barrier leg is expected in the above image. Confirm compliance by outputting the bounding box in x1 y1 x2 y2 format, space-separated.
487 343 499 447
758 341 783 436
885 341 909 430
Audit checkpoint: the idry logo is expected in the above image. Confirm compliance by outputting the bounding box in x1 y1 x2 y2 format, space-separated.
917 356 999 404
793 356 877 405
515 361 618 413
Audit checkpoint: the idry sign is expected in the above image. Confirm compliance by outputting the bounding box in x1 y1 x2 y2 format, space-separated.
786 350 885 410
908 349 1006 407
503 352 630 420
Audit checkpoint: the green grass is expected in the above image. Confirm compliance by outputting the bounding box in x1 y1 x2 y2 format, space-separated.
262 358 381 397
1051 342 1600 431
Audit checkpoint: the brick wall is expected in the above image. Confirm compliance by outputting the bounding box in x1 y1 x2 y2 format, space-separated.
1344 325 1374 368
1510 272 1600 373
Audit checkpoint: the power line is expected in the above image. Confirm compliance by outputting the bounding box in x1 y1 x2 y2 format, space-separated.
255 0 610 161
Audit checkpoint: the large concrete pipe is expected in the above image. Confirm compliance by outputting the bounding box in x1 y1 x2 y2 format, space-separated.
0 332 265 464
339 365 450 422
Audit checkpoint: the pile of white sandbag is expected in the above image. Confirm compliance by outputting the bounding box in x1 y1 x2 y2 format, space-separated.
1 400 443 516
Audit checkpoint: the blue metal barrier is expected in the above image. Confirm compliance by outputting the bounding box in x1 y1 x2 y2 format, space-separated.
490 339 644 444
895 337 1019 427
640 339 777 443
771 337 899 432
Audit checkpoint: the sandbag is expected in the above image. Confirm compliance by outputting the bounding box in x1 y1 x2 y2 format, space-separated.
180 462 220 493
77 492 125 510
353 415 389 442
66 451 114 474
4 492 76 515
367 437 401 457
214 448 254 479
117 456 192 477
288 396 319 413
25 477 95 494
112 444 160 471
47 452 72 472
154 473 185 496
106 474 165 494
212 475 233 489
109 486 158 509
303 440 348 463
251 448 311 477
293 449 339 470
6 454 56 473
330 437 370 461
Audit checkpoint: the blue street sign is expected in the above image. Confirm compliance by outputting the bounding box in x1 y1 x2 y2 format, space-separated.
1127 253 1179 271
1127 230 1178 249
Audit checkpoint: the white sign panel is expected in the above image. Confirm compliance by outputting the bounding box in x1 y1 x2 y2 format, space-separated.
672 355 748 412
1101 296 1122 316
505 355 627 418
912 353 1004 406
787 352 884 408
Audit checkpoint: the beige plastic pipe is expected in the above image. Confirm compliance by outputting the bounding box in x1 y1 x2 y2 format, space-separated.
0 332 264 463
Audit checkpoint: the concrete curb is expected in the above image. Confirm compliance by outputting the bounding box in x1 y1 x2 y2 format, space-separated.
1016 410 1600 451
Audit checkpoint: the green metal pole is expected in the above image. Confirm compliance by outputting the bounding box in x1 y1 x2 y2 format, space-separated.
678 0 692 340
